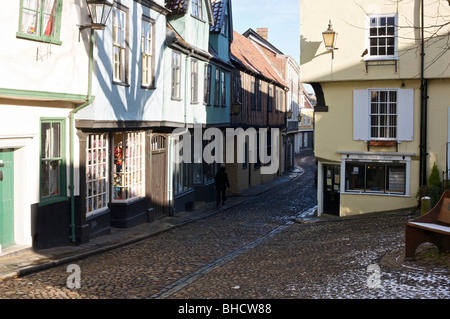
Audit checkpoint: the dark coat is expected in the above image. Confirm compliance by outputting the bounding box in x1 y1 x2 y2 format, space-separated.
214 167 230 191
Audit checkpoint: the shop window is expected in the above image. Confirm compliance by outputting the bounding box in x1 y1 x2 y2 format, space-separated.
345 161 406 194
112 131 145 201
86 134 109 216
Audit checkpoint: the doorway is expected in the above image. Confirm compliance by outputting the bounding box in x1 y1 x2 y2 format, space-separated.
151 135 168 218
0 149 14 250
323 164 340 216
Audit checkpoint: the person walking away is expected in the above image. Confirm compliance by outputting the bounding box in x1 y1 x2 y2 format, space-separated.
214 166 230 206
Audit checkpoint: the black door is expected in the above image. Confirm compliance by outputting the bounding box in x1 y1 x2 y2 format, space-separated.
323 164 340 216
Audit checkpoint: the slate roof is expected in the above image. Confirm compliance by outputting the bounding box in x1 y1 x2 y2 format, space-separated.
165 0 214 25
165 0 189 14
210 0 224 32
231 30 287 87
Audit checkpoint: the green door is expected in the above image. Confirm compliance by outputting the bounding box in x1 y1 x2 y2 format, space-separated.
0 149 14 249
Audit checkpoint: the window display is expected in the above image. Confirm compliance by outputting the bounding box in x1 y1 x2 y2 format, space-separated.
113 131 145 201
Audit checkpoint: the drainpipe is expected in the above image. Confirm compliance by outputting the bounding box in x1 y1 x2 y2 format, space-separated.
419 0 428 186
68 28 95 244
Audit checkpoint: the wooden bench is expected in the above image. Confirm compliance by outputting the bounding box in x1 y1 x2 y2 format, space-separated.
405 190 450 258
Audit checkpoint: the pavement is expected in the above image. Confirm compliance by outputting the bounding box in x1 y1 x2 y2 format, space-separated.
0 166 305 282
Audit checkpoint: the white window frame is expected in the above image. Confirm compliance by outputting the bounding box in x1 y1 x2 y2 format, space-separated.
191 58 199 103
113 5 128 83
369 89 397 140
112 131 145 202
191 0 203 19
365 14 398 61
353 88 414 142
171 51 182 99
141 17 154 88
86 133 109 217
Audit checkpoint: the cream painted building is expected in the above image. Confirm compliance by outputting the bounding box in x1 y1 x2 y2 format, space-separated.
300 0 450 216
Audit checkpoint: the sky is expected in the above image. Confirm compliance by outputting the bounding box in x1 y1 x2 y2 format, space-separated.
231 0 301 65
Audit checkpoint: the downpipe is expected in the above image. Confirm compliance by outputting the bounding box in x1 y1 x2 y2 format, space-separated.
69 28 95 244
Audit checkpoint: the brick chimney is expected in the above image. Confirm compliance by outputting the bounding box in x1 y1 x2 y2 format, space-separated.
256 28 268 40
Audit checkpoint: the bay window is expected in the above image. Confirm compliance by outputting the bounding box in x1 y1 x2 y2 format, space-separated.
112 131 145 201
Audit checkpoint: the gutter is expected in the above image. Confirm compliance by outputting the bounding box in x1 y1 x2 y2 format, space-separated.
68 28 95 244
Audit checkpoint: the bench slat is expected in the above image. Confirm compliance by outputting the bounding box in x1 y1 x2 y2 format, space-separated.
408 222 450 234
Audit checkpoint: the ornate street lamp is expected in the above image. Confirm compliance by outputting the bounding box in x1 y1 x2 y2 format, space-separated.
322 20 337 58
81 0 114 30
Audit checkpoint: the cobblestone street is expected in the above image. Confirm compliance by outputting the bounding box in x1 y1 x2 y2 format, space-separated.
0 153 448 300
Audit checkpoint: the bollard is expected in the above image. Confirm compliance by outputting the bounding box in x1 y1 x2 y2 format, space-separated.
421 196 431 216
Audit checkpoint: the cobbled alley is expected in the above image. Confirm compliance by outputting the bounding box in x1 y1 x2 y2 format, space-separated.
0 153 448 300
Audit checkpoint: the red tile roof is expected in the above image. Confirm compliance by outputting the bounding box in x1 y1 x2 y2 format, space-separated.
231 31 286 87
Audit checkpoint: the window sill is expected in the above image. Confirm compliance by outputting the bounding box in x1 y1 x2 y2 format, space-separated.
363 56 399 62
113 81 130 87
86 207 110 219
16 32 62 45
38 196 68 207
141 85 156 90
111 196 145 205
342 191 410 197
191 15 206 23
